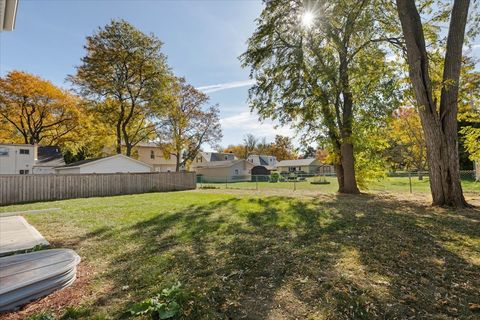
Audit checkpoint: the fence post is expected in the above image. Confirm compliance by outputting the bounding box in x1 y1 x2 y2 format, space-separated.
225 176 228 189
294 178 296 191
408 171 412 194
256 175 258 191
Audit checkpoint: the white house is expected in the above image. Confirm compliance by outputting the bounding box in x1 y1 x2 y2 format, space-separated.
0 144 35 174
55 154 153 174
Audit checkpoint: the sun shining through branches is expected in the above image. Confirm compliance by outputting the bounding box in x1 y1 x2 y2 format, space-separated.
301 10 315 28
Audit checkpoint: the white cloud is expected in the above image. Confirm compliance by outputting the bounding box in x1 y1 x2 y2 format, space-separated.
220 111 295 142
197 79 256 93
472 43 480 49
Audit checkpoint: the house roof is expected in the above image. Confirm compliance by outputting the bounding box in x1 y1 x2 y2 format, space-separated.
0 143 35 148
277 158 320 167
55 154 152 170
35 146 65 167
201 152 236 162
196 159 252 169
248 155 276 166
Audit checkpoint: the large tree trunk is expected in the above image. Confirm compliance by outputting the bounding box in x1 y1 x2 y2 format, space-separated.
334 162 345 193
175 152 181 172
338 57 360 194
340 142 360 193
115 120 122 154
396 0 469 207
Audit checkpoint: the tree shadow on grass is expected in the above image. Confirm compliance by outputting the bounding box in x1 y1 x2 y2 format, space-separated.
89 194 479 319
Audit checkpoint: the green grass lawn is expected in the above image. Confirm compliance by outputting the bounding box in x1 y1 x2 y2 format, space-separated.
2 190 480 319
199 176 480 194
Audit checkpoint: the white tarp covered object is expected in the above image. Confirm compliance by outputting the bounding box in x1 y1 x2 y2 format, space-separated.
0 249 81 311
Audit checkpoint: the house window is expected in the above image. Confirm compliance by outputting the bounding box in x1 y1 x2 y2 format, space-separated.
224 155 228 160
150 150 155 159
196 156 202 163
288 166 297 172
19 170 29 174
234 169 239 175
19 149 30 155
0 147 9 156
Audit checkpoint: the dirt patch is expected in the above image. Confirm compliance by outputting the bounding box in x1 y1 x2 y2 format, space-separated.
0 263 94 320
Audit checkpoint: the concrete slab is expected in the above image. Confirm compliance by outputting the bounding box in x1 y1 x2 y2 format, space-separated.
0 216 49 256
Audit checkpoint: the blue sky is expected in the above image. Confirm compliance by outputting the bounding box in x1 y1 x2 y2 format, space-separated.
0 0 294 151
0 1 478 151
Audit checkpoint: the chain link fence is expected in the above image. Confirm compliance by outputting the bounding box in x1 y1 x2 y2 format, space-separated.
196 171 479 194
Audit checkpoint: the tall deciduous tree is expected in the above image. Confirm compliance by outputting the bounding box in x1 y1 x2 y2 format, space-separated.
243 134 258 158
69 19 170 156
157 78 222 172
395 0 472 207
0 71 82 145
241 0 398 193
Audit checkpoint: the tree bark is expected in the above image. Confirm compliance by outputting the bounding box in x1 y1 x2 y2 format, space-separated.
396 0 469 207
175 152 181 172
340 142 360 193
338 55 360 194
116 119 122 154
334 162 345 193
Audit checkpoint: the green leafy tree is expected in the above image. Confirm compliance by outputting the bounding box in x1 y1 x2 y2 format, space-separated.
241 0 399 193
69 19 170 156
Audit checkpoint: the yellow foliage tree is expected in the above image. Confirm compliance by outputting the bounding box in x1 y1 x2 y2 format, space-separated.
0 71 83 146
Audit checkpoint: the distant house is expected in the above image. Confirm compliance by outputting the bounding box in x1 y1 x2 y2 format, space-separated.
276 158 334 175
247 155 277 169
247 154 277 177
190 151 236 171
195 159 254 182
133 142 180 172
55 154 153 174
0 143 35 174
33 146 65 174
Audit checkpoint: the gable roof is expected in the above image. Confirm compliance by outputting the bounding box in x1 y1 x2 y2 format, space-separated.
277 158 320 167
248 155 276 166
55 154 152 170
35 146 65 167
200 152 236 162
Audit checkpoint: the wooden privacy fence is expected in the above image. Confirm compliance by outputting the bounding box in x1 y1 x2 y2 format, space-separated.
0 172 196 205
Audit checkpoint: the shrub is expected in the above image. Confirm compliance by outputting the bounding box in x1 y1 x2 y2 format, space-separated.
130 282 183 320
269 172 279 183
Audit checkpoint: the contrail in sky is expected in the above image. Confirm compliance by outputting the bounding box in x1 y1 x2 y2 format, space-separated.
197 79 256 93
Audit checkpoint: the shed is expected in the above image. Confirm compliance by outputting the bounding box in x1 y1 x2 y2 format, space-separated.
55 154 153 174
